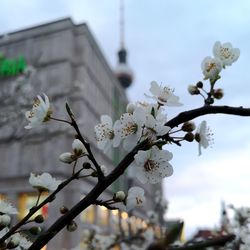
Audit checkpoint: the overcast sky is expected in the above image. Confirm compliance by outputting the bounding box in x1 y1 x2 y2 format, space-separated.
1 0 250 239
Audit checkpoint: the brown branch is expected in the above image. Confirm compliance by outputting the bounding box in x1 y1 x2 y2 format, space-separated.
65 103 105 181
0 168 84 244
29 105 250 249
166 234 235 250
166 105 250 129
94 200 119 210
28 139 150 249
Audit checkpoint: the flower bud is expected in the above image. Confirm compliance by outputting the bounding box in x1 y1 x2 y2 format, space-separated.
60 206 69 214
34 214 44 224
205 97 214 105
181 121 196 132
100 165 108 176
59 152 75 164
126 103 136 114
67 220 78 232
113 191 126 202
196 81 203 88
8 235 20 248
7 241 19 249
188 85 200 95
213 88 224 99
82 162 91 169
184 133 194 142
29 226 42 235
195 133 201 143
72 139 87 156
0 214 11 227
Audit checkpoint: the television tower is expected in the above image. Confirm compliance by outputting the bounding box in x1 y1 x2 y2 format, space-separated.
115 0 133 88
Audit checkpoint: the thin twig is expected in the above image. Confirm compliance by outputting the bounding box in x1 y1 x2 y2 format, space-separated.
167 234 235 250
0 168 84 244
29 105 250 249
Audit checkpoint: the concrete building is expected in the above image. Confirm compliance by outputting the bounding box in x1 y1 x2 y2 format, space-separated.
0 18 162 249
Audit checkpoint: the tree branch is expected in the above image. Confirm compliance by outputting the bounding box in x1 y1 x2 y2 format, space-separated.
28 139 150 249
167 234 235 250
166 105 250 129
29 105 250 249
0 168 84 244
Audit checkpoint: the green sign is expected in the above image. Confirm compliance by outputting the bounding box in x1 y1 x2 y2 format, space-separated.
0 54 27 78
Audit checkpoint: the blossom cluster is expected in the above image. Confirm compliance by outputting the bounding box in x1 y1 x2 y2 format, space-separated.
16 40 242 249
201 41 240 81
0 200 32 249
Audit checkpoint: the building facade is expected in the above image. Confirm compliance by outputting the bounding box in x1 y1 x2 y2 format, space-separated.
0 18 161 249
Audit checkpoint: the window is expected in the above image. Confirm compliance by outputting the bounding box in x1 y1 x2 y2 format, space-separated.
97 206 109 226
18 193 49 220
81 205 95 224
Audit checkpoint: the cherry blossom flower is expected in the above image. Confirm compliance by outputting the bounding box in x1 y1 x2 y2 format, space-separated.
134 146 173 184
0 214 11 227
201 56 222 81
29 172 62 192
146 81 182 106
92 234 116 250
213 41 240 67
25 94 52 129
114 107 146 151
9 233 32 249
72 139 87 156
94 115 117 153
147 210 159 224
0 200 17 215
126 186 146 211
59 139 87 164
142 113 170 141
195 120 212 156
59 152 75 164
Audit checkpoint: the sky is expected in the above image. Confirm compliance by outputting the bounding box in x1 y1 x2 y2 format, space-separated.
1 0 250 239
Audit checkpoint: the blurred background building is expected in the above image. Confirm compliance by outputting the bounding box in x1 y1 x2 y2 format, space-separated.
0 18 165 249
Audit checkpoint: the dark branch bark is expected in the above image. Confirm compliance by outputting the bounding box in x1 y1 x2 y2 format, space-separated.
167 234 235 250
166 105 250 129
29 105 250 249
28 140 150 249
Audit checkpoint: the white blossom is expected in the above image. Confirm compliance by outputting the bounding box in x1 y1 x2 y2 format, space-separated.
201 56 222 81
72 139 87 156
114 107 146 151
134 146 173 184
29 172 62 192
114 191 126 201
10 233 32 249
147 210 159 224
95 115 117 153
126 186 145 211
213 41 240 67
59 139 88 164
92 234 116 250
25 93 52 129
195 121 212 156
0 214 11 227
126 103 136 114
146 81 182 106
0 200 17 215
142 113 170 141
59 152 75 164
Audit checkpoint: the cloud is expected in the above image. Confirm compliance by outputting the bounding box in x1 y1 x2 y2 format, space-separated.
0 0 249 240
165 144 250 238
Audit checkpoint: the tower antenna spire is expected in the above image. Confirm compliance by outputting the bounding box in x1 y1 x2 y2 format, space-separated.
115 0 133 88
120 0 125 48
